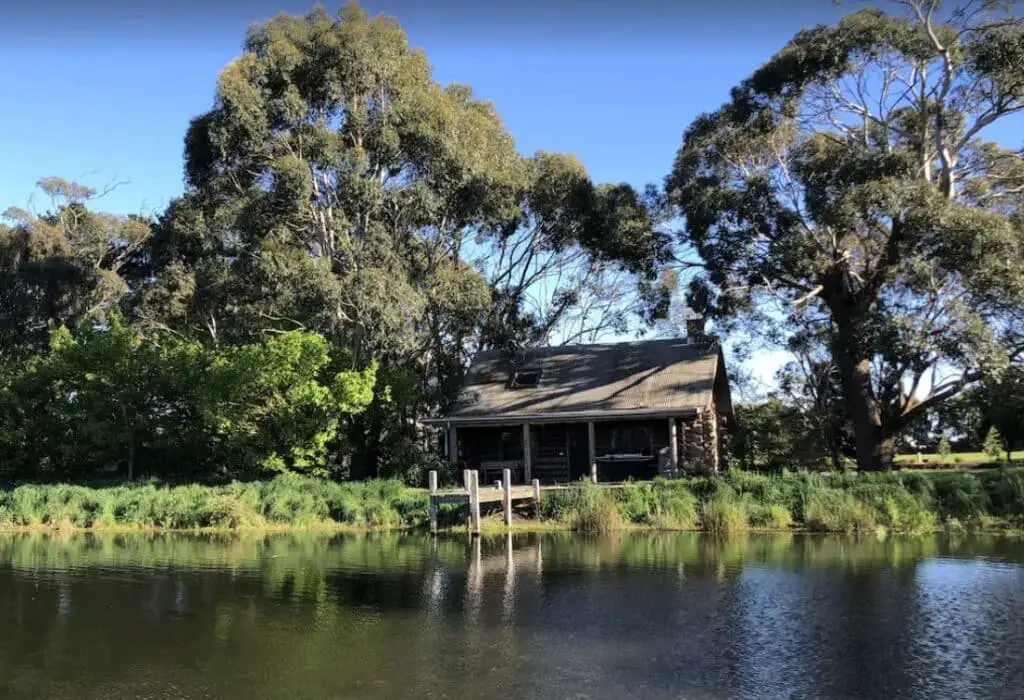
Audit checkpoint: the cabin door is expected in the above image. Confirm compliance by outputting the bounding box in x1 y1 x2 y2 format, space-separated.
567 424 590 481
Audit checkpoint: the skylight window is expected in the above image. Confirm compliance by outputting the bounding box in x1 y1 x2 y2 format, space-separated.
509 370 541 389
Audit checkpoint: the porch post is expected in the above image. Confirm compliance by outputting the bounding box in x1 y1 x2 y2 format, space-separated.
447 425 458 467
522 423 532 484
587 421 597 483
669 417 679 478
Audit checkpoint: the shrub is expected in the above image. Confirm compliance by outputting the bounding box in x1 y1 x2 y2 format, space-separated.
748 503 793 529
572 497 622 533
540 479 622 532
984 427 1005 461
932 473 988 521
803 489 879 533
983 470 1024 518
937 437 952 457
614 480 698 529
702 487 748 535
874 492 936 534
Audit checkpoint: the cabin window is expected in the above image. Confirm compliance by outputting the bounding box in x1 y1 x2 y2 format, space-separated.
509 370 541 389
499 431 523 460
612 426 653 456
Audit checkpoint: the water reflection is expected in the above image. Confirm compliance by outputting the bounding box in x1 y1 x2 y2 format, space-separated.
0 532 1023 699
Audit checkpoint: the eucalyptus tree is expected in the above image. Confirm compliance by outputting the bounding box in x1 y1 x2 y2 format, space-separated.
668 0 1024 469
137 2 669 477
1 177 150 358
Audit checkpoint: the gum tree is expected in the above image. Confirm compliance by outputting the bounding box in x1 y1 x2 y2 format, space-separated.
668 1 1024 469
138 2 669 477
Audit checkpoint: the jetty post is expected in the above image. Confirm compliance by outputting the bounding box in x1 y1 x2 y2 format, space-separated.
469 470 481 536
428 470 439 534
502 468 513 526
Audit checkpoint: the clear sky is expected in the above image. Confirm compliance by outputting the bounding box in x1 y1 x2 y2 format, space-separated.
4 0 1015 392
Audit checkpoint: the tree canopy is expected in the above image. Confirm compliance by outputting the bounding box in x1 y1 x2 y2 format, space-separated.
668 0 1024 469
0 2 671 483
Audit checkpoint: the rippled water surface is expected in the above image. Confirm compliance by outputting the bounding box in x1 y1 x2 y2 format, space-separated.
1 532 1023 699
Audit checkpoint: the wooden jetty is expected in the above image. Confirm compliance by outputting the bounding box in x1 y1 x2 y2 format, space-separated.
427 468 622 535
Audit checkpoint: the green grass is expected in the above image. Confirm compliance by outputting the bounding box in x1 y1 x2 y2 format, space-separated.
702 487 749 535
895 452 1018 466
3 467 1024 534
0 477 427 532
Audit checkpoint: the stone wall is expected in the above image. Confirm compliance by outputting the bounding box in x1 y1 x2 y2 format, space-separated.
676 408 722 474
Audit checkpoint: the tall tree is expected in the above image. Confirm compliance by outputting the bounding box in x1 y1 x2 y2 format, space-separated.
969 363 1024 458
136 2 669 477
1 178 150 358
668 0 1024 469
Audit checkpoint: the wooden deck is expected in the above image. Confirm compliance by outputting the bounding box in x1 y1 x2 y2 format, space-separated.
427 468 625 535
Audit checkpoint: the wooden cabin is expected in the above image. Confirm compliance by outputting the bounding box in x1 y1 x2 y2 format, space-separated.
424 336 733 485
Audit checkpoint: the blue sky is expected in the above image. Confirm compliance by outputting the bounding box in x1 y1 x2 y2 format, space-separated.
4 1 1016 393
1 1 849 214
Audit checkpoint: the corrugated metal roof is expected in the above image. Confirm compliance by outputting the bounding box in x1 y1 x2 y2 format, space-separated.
445 338 724 420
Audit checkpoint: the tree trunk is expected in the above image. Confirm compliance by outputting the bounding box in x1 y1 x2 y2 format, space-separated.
831 325 892 471
127 431 135 482
830 443 843 472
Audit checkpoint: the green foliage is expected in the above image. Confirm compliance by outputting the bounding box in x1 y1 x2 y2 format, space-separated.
983 426 1004 461
541 479 623 533
748 503 793 530
667 3 1024 470
702 487 748 535
968 367 1024 458
123 1 670 482
937 437 952 457
731 399 832 470
0 178 152 359
0 318 377 481
613 479 699 529
0 476 425 530
1 470 1024 534
803 489 880 534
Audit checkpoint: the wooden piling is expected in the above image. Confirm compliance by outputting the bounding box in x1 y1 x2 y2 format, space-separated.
532 478 541 517
462 468 472 528
469 470 481 536
502 468 513 526
587 421 597 484
428 470 438 534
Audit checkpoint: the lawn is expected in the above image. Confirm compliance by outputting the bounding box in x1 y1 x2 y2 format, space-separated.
895 451 1018 466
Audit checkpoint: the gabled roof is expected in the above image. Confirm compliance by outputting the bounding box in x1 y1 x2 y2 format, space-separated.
430 338 731 425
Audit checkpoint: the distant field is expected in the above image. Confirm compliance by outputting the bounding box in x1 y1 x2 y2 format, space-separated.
895 451 1018 466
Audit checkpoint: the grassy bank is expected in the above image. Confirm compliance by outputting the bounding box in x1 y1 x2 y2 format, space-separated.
528 468 1024 535
2 469 1024 535
0 478 428 531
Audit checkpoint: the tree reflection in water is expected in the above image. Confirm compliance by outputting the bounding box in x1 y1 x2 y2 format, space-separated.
1 531 1023 699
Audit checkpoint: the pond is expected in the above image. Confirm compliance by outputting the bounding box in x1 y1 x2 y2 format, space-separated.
1 531 1023 699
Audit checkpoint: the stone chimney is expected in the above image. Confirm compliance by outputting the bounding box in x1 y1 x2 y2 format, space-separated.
685 315 705 341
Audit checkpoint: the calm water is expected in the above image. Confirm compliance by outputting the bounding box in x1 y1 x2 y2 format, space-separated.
1 532 1023 700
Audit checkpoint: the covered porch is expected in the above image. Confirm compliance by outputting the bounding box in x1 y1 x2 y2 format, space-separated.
440 409 720 486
